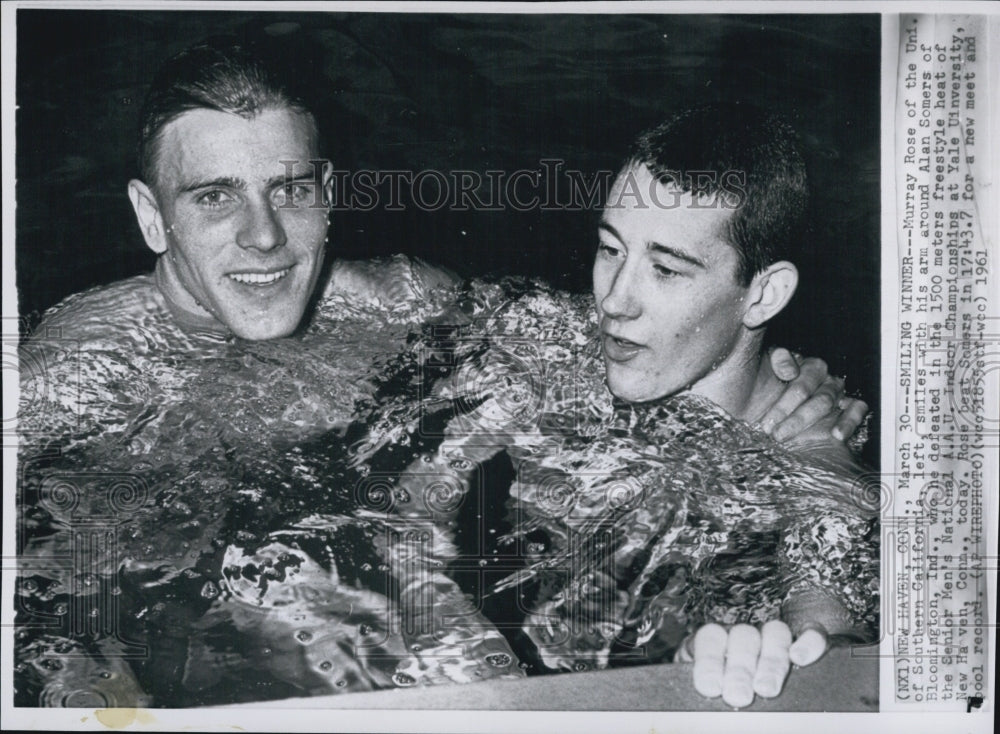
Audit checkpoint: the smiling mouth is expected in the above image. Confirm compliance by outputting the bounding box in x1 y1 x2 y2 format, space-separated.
227 268 292 286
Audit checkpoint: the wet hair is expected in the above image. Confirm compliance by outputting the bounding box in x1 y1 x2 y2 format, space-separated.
137 36 319 187
625 103 808 285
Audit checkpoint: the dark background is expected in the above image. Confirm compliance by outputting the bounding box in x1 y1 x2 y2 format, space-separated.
15 10 880 463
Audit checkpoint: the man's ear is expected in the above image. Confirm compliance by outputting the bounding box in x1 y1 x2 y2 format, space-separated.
127 179 168 255
743 261 798 329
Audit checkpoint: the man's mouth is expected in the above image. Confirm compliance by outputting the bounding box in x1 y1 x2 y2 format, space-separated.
601 332 645 362
227 267 292 286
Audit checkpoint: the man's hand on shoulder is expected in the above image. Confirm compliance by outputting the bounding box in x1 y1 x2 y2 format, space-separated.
752 348 870 450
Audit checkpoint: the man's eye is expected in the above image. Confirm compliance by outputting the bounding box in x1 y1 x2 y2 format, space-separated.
197 190 234 208
597 242 621 258
652 263 678 278
275 183 312 206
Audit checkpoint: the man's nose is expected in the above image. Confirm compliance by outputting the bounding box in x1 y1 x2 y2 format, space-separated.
600 265 641 320
236 199 287 252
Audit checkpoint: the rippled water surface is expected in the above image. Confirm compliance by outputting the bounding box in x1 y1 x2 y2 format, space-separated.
16 283 520 706
17 278 878 706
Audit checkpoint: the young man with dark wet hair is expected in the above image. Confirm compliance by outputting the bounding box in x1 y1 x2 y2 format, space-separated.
590 103 876 705
378 103 876 708
130 38 460 342
596 103 816 433
19 38 456 444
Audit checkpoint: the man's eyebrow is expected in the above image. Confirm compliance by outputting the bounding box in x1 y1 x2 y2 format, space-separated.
179 173 320 194
597 221 624 241
264 172 321 189
648 241 706 269
179 176 246 194
599 222 707 269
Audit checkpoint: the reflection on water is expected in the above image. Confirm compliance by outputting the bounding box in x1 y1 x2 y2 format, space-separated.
347 280 879 673
16 281 519 706
17 278 878 706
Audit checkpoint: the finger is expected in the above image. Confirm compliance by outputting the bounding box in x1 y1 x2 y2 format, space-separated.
758 382 810 436
832 398 869 442
768 347 800 382
789 627 828 667
773 378 841 442
772 376 843 442
759 358 829 436
691 624 728 698
753 620 792 698
721 624 761 709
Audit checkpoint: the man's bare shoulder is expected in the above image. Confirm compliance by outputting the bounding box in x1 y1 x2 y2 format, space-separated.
25 274 164 351
322 256 460 308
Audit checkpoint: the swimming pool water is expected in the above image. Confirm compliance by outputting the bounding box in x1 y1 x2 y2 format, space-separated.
16 277 878 706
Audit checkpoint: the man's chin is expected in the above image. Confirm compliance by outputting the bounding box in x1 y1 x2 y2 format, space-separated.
605 368 668 404
226 316 302 341
606 376 648 403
